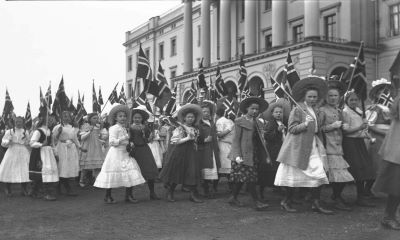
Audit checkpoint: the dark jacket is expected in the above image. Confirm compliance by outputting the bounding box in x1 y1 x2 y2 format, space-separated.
229 116 270 167
198 120 220 169
264 119 286 164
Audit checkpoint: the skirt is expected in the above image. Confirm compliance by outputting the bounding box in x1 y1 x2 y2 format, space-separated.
368 131 385 177
218 141 231 174
373 160 400 197
94 146 145 189
342 137 375 181
159 141 199 186
29 146 59 183
131 145 159 180
274 137 329 188
56 142 80 178
202 152 218 180
80 134 105 170
148 141 163 169
230 161 258 183
326 155 354 183
0 144 30 183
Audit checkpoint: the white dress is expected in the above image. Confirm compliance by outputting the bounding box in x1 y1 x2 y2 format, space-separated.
94 124 145 188
0 129 31 183
216 117 235 174
148 130 163 168
53 124 80 178
30 128 59 183
274 105 329 187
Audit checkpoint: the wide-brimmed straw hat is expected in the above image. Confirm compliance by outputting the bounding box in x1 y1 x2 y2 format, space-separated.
292 76 328 102
108 104 130 125
262 98 291 123
177 104 203 125
369 78 396 101
327 80 347 96
239 97 269 114
130 105 150 122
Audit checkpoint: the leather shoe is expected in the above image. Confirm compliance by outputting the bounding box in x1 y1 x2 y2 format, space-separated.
125 195 139 204
312 200 334 215
381 218 400 230
281 201 297 213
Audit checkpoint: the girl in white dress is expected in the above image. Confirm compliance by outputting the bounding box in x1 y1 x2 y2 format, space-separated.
94 105 145 204
53 111 83 196
0 116 30 196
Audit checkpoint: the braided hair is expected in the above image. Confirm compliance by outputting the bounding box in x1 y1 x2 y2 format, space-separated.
12 116 27 140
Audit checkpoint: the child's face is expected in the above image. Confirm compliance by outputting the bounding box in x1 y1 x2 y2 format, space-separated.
132 113 143 124
116 112 127 125
246 103 259 118
62 112 71 124
15 118 24 129
90 116 99 125
272 107 283 120
48 116 56 128
202 107 210 120
184 113 195 125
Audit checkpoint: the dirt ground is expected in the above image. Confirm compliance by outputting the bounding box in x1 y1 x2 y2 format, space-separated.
0 181 399 240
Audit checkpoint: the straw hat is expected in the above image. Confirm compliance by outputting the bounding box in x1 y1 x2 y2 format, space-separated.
369 78 396 101
108 104 130 125
291 76 328 102
239 97 269 114
262 98 291 123
177 104 203 125
130 105 150 122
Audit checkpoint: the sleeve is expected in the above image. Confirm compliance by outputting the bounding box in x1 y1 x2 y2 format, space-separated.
80 131 91 141
365 109 378 125
197 124 206 144
108 127 120 147
341 110 351 131
170 127 184 144
264 121 279 141
319 110 335 133
1 130 12 147
288 107 308 134
229 120 243 160
30 130 43 148
216 120 223 132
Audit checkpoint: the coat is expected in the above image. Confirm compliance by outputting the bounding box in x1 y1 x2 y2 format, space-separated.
318 105 344 155
379 102 400 165
229 116 270 167
264 119 285 163
276 103 321 170
198 120 220 169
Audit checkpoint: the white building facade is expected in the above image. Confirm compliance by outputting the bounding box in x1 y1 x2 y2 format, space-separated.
124 0 400 104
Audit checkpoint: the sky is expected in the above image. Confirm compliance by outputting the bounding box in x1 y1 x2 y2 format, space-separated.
0 0 180 117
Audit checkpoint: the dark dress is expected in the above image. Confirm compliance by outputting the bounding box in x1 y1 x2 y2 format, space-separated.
159 126 200 186
129 124 159 180
29 129 51 181
197 120 220 172
260 119 285 187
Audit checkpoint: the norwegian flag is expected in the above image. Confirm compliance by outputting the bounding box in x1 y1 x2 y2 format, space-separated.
197 58 207 89
133 91 153 113
2 89 14 124
136 44 152 91
238 57 247 92
378 87 394 107
215 66 227 98
119 85 127 105
25 102 32 130
186 82 198 104
165 86 177 116
270 77 285 99
52 76 69 117
150 62 172 109
39 87 49 117
342 43 368 100
222 98 236 120
75 91 87 123
108 87 119 105
45 83 52 106
68 96 77 115
208 77 219 103
283 50 300 95
92 81 101 113
98 86 104 105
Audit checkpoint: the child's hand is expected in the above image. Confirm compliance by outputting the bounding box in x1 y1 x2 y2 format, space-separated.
204 136 212 143
235 157 243 164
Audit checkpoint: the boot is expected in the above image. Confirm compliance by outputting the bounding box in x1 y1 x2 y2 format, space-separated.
125 187 139 203
43 183 57 201
254 200 269 211
148 180 160 200
189 190 203 203
29 181 42 198
166 184 176 202
104 189 116 204
202 181 211 198
21 183 29 196
381 218 400 230
4 183 12 197
280 200 297 213
62 178 78 197
311 200 334 215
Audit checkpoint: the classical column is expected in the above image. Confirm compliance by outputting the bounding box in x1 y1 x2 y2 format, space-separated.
211 2 219 63
201 0 211 67
183 0 193 73
272 0 287 47
304 0 320 39
220 0 231 61
244 0 257 55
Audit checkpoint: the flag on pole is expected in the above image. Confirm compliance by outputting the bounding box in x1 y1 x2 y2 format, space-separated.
52 76 69 117
342 43 368 100
149 62 172 109
222 98 236 120
208 77 219 103
119 85 127 105
2 89 14 126
238 57 247 92
197 58 207 89
39 87 49 118
215 66 227 98
133 91 153 113
186 82 198 104
377 87 394 107
165 86 177 116
75 92 87 123
98 86 104 105
136 44 153 91
283 50 300 95
108 87 119 105
270 77 285 99
45 83 52 106
92 81 101 113
68 96 77 115
25 102 32 130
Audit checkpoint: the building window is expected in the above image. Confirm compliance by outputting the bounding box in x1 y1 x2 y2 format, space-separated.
127 55 132 72
171 23 176 29
264 0 272 11
159 28 164 35
324 14 336 40
265 34 272 50
127 81 133 98
145 48 150 62
171 37 177 56
159 43 164 61
241 42 245 55
197 25 201 47
241 0 245 21
390 3 400 36
293 24 304 43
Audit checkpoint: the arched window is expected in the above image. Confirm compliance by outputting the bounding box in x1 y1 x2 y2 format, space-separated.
329 66 348 80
